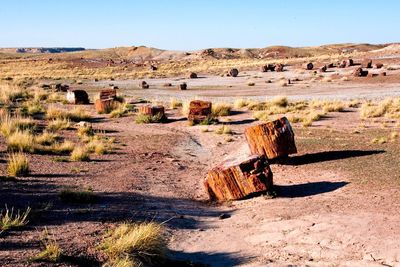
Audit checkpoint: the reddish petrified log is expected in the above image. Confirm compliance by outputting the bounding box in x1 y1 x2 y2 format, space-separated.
95 99 117 113
327 63 335 68
338 60 347 68
188 100 212 123
138 105 165 117
189 72 198 79
99 89 117 100
380 71 387 77
353 67 368 77
375 63 384 69
244 117 297 159
261 65 269 72
362 59 372 68
268 64 276 71
228 68 239 77
204 154 273 201
346 58 354 67
66 90 89 104
304 62 314 70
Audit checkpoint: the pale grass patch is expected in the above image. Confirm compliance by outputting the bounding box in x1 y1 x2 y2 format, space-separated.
212 103 232 117
0 206 30 232
215 125 233 135
70 147 90 162
47 118 71 132
6 130 35 152
169 98 183 109
234 98 249 108
7 152 30 177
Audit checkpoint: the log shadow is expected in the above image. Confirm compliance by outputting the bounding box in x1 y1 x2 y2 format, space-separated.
227 119 256 125
276 181 348 198
168 250 251 267
277 150 385 166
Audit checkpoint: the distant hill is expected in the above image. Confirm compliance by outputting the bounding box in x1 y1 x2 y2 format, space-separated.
0 47 85 54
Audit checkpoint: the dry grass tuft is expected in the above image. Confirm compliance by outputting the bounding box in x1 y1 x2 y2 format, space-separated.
47 118 71 132
6 130 35 152
234 98 249 109
70 147 90 162
7 152 30 177
212 103 232 117
170 98 183 109
0 206 30 233
99 222 167 267
215 125 233 135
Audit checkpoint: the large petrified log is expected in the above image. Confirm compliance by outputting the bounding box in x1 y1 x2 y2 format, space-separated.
244 117 297 159
178 82 187 90
188 100 212 123
374 63 384 69
346 58 354 67
189 72 198 79
99 89 117 100
66 90 89 104
228 68 239 77
204 154 273 201
95 99 117 113
275 63 284 72
319 65 327 72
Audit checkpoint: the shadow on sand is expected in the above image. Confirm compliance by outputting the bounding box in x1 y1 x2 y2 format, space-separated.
276 181 348 198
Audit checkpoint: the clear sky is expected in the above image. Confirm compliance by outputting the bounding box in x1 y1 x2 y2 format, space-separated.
1 0 399 50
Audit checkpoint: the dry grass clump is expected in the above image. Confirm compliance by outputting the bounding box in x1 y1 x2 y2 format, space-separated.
110 103 130 118
7 152 30 177
0 84 28 104
21 100 44 116
35 132 58 146
46 106 91 122
0 114 36 137
46 92 66 103
322 102 345 112
269 96 289 108
234 98 249 109
170 98 183 109
86 138 110 155
70 147 90 161
212 103 232 117
99 222 167 267
253 111 269 121
360 99 396 118
135 113 166 124
279 80 288 87
45 140 75 155
0 206 30 233
181 101 191 116
30 229 62 263
47 118 71 132
371 137 388 144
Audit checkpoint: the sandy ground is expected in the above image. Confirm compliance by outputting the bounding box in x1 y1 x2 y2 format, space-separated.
1 64 400 266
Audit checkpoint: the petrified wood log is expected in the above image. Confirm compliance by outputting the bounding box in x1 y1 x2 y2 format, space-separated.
244 117 297 159
327 63 335 68
275 63 284 72
362 59 372 68
319 65 327 72
99 89 117 100
228 68 239 77
138 105 165 117
189 72 198 79
178 82 187 90
304 62 314 70
338 60 347 68
140 81 149 89
150 65 157 71
380 71 387 76
374 63 384 69
346 58 354 67
353 67 368 77
204 154 273 201
66 90 89 104
188 100 212 123
261 65 269 72
95 99 116 113
268 64 276 71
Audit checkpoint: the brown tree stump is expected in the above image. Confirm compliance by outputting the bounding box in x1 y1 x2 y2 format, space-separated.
95 99 117 113
244 117 297 159
204 154 273 201
188 100 212 123
304 62 314 70
66 90 89 104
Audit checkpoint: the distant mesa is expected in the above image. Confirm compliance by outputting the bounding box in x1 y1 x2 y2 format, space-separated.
6 47 86 54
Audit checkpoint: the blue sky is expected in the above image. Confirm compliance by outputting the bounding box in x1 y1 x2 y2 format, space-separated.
1 0 399 50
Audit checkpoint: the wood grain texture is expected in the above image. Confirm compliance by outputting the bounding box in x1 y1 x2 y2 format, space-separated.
188 100 212 123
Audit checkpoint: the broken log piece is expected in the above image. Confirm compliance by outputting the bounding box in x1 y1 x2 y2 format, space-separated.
99 89 117 100
66 90 89 104
346 58 354 67
353 67 368 77
95 99 117 113
228 68 239 77
178 83 187 90
204 154 273 201
140 81 149 89
374 63 384 69
244 117 297 159
261 65 269 72
319 65 327 72
188 100 212 124
275 63 284 72
189 72 198 79
138 105 165 117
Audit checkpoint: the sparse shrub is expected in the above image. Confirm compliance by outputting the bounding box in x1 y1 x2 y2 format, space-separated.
70 147 90 162
269 96 289 108
110 103 129 118
212 103 232 117
99 222 167 267
7 152 30 177
0 84 28 104
234 98 249 108
253 111 269 121
86 139 108 155
135 113 165 124
77 125 94 138
59 189 96 204
35 132 58 146
47 118 71 132
30 229 62 263
0 114 36 137
0 206 30 232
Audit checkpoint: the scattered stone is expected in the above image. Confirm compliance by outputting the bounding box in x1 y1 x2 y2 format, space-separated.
374 63 384 69
54 83 69 92
245 117 297 159
219 214 231 220
362 59 373 68
140 81 149 89
353 67 368 77
304 62 314 70
319 65 327 72
380 71 387 76
163 83 172 87
189 72 198 79
178 82 187 90
150 65 157 71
